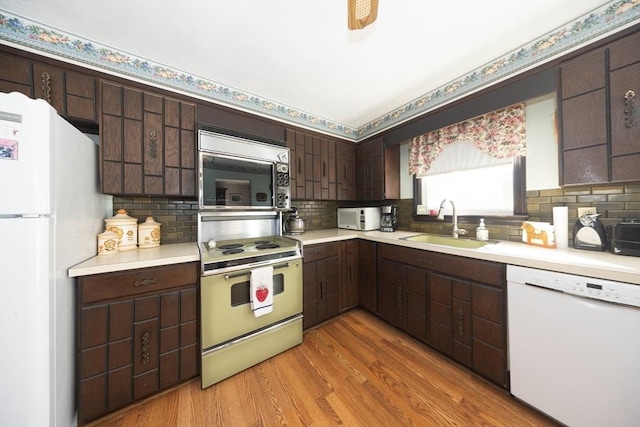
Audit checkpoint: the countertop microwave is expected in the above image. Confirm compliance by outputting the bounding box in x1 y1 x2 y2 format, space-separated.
337 207 381 231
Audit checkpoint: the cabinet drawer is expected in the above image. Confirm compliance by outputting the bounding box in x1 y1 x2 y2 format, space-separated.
303 242 339 262
80 262 198 304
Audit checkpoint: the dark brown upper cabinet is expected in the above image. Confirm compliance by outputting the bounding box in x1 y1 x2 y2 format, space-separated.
559 30 640 185
0 53 97 124
100 80 196 196
356 138 400 201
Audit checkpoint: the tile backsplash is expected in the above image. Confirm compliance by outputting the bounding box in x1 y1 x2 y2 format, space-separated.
112 197 198 244
113 183 638 245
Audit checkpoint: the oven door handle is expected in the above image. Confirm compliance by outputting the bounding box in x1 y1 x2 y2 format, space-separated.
224 262 291 280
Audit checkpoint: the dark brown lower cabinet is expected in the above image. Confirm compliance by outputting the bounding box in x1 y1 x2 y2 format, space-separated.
376 243 507 389
303 242 340 329
76 262 199 424
377 249 428 342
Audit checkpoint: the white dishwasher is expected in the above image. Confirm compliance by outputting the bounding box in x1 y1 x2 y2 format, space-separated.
507 265 640 427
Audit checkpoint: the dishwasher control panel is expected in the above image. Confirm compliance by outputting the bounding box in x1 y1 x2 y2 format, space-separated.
507 265 640 308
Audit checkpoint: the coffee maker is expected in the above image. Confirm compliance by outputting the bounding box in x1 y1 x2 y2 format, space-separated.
380 205 398 232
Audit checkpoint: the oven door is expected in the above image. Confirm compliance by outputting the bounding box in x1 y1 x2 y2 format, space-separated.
200 259 302 350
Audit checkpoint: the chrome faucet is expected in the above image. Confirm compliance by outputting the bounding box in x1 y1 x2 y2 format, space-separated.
437 199 467 238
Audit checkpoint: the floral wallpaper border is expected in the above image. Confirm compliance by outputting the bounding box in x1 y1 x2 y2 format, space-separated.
0 1 638 142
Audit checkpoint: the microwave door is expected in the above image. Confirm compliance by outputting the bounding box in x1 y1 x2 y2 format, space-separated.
201 154 274 209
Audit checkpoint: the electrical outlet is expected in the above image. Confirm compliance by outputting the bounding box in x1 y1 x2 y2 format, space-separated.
577 207 597 217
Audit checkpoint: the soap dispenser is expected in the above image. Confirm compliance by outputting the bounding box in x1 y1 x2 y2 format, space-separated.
476 218 489 241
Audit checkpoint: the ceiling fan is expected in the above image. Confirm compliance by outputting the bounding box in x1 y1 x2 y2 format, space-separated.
348 0 379 30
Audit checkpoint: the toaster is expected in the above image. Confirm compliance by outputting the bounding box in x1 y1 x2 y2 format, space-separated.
610 221 640 257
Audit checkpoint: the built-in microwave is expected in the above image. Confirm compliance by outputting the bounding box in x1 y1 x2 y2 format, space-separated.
337 207 381 231
198 130 290 210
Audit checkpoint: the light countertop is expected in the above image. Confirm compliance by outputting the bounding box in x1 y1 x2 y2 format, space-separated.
289 229 640 285
68 242 200 277
68 231 639 285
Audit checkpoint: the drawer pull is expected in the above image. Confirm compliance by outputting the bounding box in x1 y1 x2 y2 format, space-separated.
149 131 158 158
134 278 158 287
41 71 52 104
457 308 464 336
624 90 636 128
141 331 150 365
420 258 433 265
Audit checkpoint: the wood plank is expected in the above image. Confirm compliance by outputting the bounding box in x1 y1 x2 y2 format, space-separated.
85 309 558 427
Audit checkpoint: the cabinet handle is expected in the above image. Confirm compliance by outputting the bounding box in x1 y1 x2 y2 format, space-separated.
134 278 158 287
457 308 464 336
149 131 158 158
41 71 51 104
323 161 326 177
343 165 347 180
420 258 433 265
298 157 302 175
624 90 636 128
320 280 324 300
141 331 150 365
397 286 402 308
349 266 353 281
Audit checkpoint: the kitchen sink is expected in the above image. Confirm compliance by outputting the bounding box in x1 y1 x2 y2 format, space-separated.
401 233 498 249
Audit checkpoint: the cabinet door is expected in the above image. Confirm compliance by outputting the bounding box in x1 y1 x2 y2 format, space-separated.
328 139 337 200
358 240 377 313
472 283 507 387
371 138 385 200
0 52 32 96
377 257 398 325
337 142 356 200
180 102 196 196
295 132 307 199
610 62 640 182
303 260 319 329
340 240 358 311
560 48 606 99
286 130 299 199
376 257 409 331
64 71 97 122
406 267 427 343
320 255 340 321
428 272 453 356
452 280 472 367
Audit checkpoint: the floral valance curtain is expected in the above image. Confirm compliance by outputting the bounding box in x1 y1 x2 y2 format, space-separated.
408 103 527 176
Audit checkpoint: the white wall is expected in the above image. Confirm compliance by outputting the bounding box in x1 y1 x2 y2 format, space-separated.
525 93 559 190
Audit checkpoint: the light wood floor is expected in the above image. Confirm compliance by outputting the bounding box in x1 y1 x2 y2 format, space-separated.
87 309 558 426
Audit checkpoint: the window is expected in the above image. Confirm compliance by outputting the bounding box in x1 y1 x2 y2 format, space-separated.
415 140 521 217
410 103 529 220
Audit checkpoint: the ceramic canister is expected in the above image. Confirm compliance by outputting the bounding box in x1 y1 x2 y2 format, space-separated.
97 230 119 255
138 216 161 248
104 208 138 251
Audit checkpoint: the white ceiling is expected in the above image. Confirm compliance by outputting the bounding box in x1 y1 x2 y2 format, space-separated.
1 1 638 140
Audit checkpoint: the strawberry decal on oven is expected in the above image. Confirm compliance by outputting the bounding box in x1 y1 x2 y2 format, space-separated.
256 283 269 302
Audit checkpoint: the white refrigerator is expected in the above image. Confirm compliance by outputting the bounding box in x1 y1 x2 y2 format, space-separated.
0 92 112 427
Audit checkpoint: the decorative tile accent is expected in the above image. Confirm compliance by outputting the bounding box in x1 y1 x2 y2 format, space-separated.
1 2 637 142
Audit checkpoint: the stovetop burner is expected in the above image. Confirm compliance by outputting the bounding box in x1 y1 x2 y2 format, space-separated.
219 243 244 250
256 243 280 250
222 248 244 255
